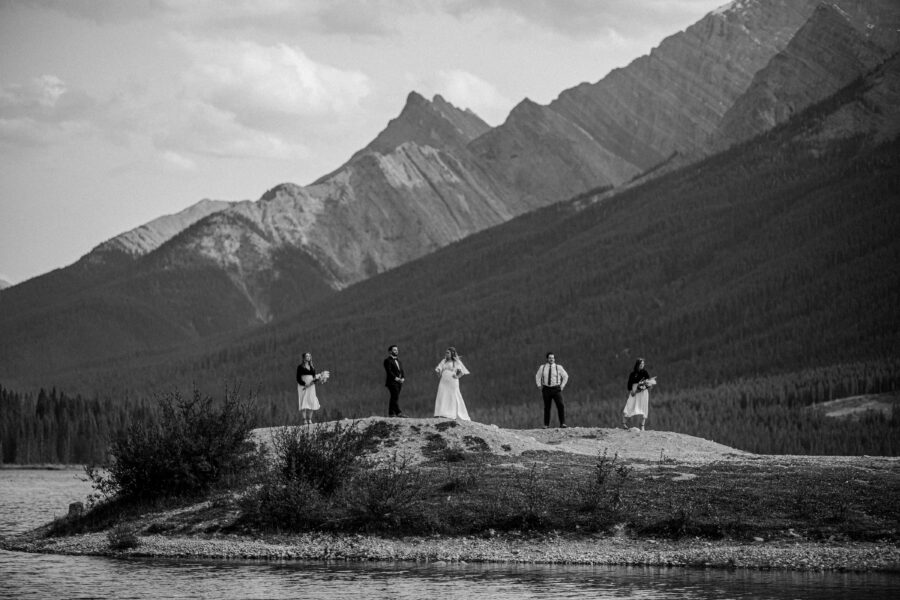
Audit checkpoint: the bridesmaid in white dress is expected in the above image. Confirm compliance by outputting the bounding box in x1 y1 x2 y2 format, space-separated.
433 347 471 420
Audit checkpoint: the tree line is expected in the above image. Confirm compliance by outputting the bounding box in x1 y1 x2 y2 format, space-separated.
2 358 897 464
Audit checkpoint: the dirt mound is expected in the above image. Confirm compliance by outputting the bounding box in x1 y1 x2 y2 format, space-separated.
251 418 750 465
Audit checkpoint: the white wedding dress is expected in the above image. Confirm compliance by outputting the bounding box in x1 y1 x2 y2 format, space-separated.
434 359 471 420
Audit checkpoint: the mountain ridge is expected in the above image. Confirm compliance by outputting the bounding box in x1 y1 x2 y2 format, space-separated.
3 0 899 391
10 53 898 405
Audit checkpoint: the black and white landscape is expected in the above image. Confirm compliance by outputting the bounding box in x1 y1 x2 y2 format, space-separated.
1 0 898 460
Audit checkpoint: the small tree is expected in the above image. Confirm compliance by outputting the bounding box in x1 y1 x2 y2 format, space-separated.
89 387 256 502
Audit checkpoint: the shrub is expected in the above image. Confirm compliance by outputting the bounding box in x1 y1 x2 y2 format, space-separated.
577 449 633 518
107 522 140 550
239 474 329 531
89 387 257 502
273 421 373 495
341 452 429 532
239 421 376 531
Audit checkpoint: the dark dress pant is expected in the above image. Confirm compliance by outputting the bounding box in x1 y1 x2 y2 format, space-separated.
542 386 565 426
387 384 403 416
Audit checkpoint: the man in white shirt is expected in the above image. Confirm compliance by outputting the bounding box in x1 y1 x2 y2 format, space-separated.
535 352 569 428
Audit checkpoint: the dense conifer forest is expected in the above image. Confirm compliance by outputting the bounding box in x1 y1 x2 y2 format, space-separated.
2 358 897 464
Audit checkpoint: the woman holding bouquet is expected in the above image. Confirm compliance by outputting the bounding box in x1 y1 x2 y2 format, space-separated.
622 358 655 430
296 352 329 425
434 347 471 420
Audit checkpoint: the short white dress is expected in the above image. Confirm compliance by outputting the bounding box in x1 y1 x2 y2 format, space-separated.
434 358 471 420
298 373 320 411
623 389 649 418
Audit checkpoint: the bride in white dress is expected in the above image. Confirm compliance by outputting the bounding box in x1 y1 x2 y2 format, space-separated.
433 347 471 420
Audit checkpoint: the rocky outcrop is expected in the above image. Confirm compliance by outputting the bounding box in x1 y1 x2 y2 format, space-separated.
469 98 639 206
715 2 898 148
346 91 491 160
804 52 900 146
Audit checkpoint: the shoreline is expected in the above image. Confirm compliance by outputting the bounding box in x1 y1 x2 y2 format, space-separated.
4 421 898 574
4 530 899 573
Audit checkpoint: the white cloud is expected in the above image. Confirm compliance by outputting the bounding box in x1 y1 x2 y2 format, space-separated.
427 70 512 125
0 75 67 111
150 98 310 161
161 150 196 171
444 0 722 38
180 37 371 121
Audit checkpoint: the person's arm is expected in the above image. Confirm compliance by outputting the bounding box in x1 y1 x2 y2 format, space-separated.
535 365 543 388
455 360 470 377
559 366 569 390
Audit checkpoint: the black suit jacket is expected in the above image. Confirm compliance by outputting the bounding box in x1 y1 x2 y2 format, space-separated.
384 356 405 387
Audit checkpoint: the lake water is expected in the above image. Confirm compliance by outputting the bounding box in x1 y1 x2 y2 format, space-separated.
2 469 898 599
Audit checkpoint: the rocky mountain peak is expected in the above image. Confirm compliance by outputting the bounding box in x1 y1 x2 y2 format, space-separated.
357 91 490 157
259 182 305 202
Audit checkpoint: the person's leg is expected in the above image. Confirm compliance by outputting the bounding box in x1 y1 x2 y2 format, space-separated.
640 415 646 431
388 386 399 416
622 413 628 429
541 388 552 427
554 390 566 427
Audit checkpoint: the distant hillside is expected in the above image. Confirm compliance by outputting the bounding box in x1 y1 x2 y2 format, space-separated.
19 55 898 419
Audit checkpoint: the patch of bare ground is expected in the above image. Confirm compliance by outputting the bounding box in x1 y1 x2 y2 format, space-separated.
252 417 752 466
806 392 899 420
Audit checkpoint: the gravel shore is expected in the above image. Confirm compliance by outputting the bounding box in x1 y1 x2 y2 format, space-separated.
4 530 899 572
5 423 897 573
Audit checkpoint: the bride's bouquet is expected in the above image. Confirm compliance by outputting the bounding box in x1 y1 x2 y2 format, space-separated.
637 376 657 392
318 370 331 384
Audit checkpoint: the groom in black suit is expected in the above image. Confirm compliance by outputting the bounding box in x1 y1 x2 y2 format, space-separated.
384 344 406 417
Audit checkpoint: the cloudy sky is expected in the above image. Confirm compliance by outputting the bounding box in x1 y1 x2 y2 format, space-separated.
0 0 726 285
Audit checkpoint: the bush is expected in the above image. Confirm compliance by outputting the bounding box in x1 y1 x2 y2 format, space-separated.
107 522 140 550
273 421 373 495
89 387 257 502
577 449 632 517
340 452 429 532
239 474 329 531
239 421 378 531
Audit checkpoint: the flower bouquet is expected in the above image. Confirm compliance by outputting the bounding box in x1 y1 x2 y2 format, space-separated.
637 376 657 392
318 370 331 384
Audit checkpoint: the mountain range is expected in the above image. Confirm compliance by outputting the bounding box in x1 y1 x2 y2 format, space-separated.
1 0 899 398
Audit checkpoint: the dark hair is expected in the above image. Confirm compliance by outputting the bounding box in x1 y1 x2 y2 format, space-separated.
632 358 645 373
447 346 459 361
546 351 555 359
388 344 397 352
